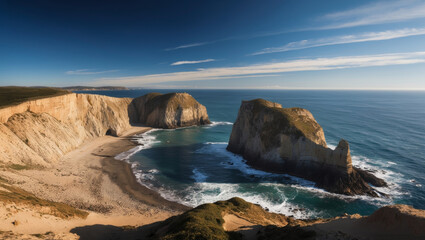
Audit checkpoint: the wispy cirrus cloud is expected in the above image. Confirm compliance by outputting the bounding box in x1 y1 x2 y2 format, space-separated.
319 0 425 29
164 1 425 52
65 69 119 75
92 51 425 86
252 28 425 55
171 59 216 66
164 42 212 51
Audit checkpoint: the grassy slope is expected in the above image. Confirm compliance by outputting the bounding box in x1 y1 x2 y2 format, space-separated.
0 176 88 219
150 197 295 240
248 99 323 148
0 86 69 109
144 92 199 110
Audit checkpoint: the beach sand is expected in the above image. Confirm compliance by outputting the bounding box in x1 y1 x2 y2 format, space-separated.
0 126 189 237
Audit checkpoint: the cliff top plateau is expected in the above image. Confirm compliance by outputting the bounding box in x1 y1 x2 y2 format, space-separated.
130 92 211 128
0 86 70 109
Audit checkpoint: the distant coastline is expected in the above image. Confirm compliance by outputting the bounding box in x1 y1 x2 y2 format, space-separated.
62 86 129 91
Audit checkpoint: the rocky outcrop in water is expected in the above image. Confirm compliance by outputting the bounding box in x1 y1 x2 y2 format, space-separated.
130 92 211 129
227 99 386 196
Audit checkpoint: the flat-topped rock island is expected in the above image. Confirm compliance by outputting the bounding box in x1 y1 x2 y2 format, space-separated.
227 99 387 196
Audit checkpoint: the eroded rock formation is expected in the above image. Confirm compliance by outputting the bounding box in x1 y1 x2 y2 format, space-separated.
0 93 133 166
130 92 211 128
0 91 210 166
227 99 386 196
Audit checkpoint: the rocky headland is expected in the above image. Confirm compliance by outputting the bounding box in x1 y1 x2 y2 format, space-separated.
130 92 211 129
227 99 386 196
0 89 210 166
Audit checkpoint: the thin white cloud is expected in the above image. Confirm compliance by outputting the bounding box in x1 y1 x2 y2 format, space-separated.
92 52 425 86
163 1 425 51
66 69 119 75
171 59 216 66
165 42 212 51
252 28 425 55
320 0 425 29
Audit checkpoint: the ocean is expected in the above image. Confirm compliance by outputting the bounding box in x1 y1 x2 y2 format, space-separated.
78 89 425 219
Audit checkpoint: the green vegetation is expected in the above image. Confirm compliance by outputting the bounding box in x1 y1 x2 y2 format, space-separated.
8 164 30 171
157 198 250 240
0 178 88 219
144 92 199 110
0 86 69 108
247 99 322 149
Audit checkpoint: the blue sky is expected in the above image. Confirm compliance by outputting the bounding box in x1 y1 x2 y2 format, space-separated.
1 0 425 89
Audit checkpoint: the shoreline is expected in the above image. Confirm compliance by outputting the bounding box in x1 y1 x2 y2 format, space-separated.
100 128 191 212
0 126 188 235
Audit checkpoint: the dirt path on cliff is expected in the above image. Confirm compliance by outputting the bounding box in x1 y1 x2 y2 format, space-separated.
0 126 188 237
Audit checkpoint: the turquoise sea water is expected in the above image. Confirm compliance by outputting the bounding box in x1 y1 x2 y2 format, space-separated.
79 90 425 218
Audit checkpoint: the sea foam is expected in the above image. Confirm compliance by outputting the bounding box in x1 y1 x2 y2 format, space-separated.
114 129 161 161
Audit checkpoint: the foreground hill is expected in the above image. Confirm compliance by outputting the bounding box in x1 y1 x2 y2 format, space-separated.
67 197 425 240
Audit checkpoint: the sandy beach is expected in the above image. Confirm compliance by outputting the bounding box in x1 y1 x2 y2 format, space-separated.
0 126 188 237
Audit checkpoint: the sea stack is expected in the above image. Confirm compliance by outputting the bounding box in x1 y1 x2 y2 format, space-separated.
227 99 386 196
130 92 211 129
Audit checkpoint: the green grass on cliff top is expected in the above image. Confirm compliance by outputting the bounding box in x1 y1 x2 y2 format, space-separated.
156 197 250 240
0 86 70 109
247 99 322 147
143 92 199 110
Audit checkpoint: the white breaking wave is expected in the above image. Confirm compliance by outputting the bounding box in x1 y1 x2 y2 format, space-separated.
197 142 402 205
320 142 405 200
152 177 317 219
351 154 407 198
114 129 407 218
327 143 337 150
210 121 233 126
203 121 233 128
114 129 161 161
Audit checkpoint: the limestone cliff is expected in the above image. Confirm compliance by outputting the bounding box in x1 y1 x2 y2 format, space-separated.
227 99 386 196
130 92 211 128
0 93 133 166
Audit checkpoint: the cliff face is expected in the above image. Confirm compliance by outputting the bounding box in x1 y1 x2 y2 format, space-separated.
0 93 133 166
0 91 211 167
130 92 211 129
227 99 386 196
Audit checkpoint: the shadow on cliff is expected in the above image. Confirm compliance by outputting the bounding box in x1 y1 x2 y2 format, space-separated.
127 100 140 126
70 221 161 240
